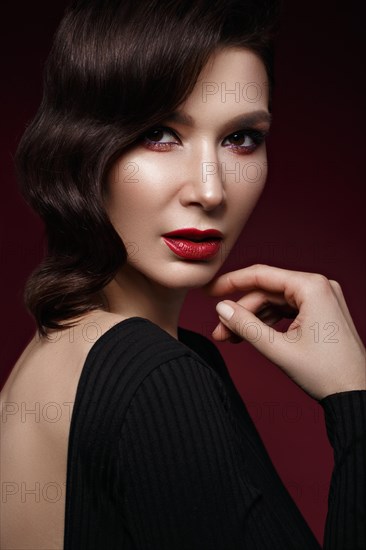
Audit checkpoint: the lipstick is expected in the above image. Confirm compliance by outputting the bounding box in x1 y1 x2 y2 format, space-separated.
162 228 223 260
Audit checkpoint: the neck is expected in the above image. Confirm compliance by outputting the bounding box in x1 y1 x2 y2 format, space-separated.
99 263 188 340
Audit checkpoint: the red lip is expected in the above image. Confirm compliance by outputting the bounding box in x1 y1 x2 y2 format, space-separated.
162 228 223 260
162 227 223 240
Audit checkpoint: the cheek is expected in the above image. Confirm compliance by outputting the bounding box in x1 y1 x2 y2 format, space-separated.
226 153 268 223
110 154 176 200
104 159 158 225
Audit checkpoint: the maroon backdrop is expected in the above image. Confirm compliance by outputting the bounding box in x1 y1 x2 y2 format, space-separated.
1 1 365 544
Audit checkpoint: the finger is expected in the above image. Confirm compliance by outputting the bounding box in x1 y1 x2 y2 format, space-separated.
212 308 287 342
212 322 242 343
203 263 313 310
214 299 295 366
212 321 231 340
234 289 291 312
211 289 298 336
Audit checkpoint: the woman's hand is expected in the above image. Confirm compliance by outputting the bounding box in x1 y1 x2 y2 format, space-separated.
203 264 366 401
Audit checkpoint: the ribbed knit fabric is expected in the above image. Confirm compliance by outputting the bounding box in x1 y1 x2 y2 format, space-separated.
63 316 366 549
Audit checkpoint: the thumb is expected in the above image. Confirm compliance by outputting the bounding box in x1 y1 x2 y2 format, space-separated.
215 300 283 362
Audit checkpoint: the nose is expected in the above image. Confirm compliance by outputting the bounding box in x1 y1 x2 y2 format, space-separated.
179 145 225 211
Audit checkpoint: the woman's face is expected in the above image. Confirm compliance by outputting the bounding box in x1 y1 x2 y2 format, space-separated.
104 47 271 290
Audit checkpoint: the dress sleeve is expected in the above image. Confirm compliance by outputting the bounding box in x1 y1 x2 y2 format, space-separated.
117 355 263 550
319 390 366 550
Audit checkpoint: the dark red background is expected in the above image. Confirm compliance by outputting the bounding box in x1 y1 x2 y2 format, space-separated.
1 0 365 544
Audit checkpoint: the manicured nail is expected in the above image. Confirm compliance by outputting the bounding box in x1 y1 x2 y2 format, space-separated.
216 302 234 321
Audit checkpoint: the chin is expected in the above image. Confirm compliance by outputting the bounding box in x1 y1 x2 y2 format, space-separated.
142 261 223 290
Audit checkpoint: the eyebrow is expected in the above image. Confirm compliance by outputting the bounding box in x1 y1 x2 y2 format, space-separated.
165 109 272 129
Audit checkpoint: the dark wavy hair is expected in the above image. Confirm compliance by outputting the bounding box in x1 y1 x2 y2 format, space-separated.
15 0 283 338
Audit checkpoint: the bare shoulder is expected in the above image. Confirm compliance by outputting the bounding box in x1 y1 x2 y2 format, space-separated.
0 310 130 436
43 310 130 352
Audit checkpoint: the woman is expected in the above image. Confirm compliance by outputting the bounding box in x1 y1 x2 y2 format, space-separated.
1 0 365 548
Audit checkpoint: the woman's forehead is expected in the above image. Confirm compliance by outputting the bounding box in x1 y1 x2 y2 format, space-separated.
175 48 270 124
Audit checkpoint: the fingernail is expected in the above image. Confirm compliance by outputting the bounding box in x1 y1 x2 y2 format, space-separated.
216 302 234 321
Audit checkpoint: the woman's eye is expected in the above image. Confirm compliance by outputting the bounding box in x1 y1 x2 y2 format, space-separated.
141 126 267 153
142 127 179 149
222 130 267 153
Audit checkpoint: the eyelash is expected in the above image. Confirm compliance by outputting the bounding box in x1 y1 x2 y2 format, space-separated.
140 126 268 154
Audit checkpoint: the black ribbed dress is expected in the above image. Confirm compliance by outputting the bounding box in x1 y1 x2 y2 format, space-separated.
63 316 366 549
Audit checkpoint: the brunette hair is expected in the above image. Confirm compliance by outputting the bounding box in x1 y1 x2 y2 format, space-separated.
15 0 282 338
